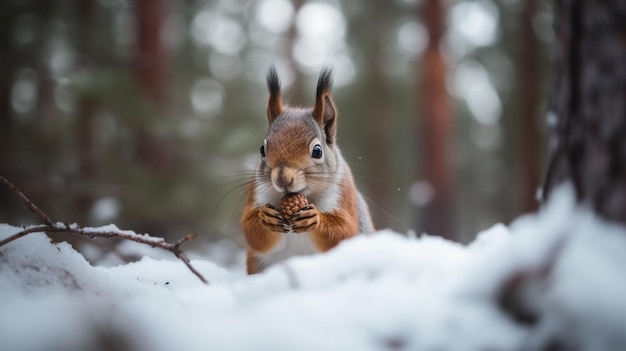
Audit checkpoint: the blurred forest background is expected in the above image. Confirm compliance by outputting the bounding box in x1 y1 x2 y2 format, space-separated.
0 0 553 256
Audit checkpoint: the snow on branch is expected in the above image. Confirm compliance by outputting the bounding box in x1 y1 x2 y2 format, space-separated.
0 176 208 284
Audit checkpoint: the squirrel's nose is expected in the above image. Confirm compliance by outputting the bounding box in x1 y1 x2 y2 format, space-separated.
272 167 295 191
275 171 293 188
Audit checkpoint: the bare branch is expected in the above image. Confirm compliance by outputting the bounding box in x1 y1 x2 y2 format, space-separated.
0 177 209 284
0 225 50 247
0 176 55 227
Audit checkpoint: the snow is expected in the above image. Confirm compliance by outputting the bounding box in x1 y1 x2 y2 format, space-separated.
1 186 626 351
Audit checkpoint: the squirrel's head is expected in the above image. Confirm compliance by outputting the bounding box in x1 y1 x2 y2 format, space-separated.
258 66 340 195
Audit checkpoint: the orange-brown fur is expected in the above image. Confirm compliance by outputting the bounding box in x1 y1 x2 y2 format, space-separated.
241 188 282 254
241 66 373 275
307 176 359 252
241 179 359 274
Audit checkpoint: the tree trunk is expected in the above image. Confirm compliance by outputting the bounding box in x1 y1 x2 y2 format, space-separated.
0 2 17 221
135 0 167 104
418 0 454 239
543 0 626 224
0 2 15 174
133 0 172 173
515 0 542 215
285 0 305 105
74 0 98 222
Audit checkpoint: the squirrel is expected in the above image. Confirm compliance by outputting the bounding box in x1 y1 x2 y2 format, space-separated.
241 66 375 274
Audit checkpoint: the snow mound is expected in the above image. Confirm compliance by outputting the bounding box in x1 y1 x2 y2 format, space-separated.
1 187 626 351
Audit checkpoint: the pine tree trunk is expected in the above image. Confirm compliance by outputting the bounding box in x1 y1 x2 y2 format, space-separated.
543 0 626 224
418 0 454 239
135 0 167 104
133 0 172 173
515 0 542 214
285 0 304 104
75 0 97 222
0 2 15 174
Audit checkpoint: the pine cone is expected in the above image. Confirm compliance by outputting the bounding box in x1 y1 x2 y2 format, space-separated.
279 193 308 223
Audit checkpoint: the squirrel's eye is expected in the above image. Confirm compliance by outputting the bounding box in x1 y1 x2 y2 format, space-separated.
260 145 266 157
311 144 323 159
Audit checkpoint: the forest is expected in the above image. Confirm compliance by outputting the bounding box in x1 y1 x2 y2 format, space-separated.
0 0 553 246
1 0 626 350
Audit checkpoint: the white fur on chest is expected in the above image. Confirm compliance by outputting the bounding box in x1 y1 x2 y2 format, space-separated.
257 233 319 269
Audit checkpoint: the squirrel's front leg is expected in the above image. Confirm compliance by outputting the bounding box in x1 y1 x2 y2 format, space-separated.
242 204 287 253
259 204 290 233
292 205 358 252
291 204 321 233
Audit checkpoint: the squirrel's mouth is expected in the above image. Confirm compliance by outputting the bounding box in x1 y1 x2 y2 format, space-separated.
272 182 305 194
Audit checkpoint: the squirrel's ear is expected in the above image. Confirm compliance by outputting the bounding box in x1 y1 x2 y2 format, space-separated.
266 66 283 123
312 67 337 144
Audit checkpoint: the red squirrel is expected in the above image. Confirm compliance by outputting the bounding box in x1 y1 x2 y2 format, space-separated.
241 67 375 274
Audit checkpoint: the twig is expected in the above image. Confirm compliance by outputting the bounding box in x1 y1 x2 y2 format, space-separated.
0 177 55 227
0 225 50 247
0 176 209 284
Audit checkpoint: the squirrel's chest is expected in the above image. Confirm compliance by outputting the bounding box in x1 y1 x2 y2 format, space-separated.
257 233 319 269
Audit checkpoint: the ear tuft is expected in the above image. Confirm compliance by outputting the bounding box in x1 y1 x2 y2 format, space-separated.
313 67 337 144
316 67 334 101
266 65 283 123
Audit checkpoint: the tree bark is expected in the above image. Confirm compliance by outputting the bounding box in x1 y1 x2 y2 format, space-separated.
543 0 626 224
133 0 172 173
135 0 167 104
0 2 15 173
418 0 454 239
285 0 305 105
516 0 542 214
74 0 97 222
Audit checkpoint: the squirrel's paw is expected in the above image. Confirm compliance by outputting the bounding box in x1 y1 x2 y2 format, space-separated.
259 204 290 233
291 204 320 233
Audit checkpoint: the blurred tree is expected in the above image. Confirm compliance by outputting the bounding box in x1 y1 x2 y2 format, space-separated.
75 0 98 223
543 0 626 224
286 0 305 104
0 2 18 177
133 0 173 173
515 0 542 215
0 0 555 250
418 0 454 239
135 0 167 104
0 1 57 219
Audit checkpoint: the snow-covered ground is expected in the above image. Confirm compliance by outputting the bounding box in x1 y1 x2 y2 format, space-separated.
1 186 626 351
